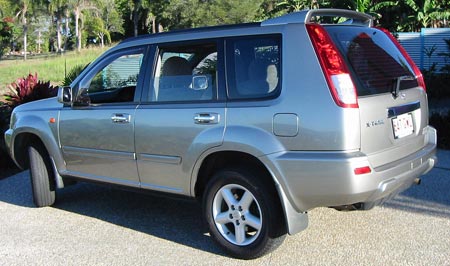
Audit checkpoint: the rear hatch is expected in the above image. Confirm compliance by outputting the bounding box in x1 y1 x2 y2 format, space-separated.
325 26 429 168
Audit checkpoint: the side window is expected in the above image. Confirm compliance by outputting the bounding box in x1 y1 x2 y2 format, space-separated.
226 35 281 100
151 42 217 102
78 51 144 104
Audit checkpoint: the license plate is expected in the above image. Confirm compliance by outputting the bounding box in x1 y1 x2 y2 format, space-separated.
392 113 414 139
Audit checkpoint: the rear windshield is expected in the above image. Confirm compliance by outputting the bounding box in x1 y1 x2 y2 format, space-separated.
325 26 418 96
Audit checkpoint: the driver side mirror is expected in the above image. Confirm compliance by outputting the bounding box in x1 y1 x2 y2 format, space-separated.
57 86 72 104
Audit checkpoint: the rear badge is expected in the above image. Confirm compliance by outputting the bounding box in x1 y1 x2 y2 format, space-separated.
366 119 385 128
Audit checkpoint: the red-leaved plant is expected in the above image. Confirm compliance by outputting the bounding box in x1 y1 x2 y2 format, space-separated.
3 73 57 108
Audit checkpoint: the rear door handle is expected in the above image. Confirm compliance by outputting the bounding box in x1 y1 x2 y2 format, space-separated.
111 113 131 123
194 113 219 124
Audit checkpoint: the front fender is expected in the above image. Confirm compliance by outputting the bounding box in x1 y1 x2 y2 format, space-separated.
9 111 65 173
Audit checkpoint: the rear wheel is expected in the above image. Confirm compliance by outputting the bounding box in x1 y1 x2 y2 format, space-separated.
203 168 286 259
28 144 56 207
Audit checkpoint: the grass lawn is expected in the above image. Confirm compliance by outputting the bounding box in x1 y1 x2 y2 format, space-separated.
0 47 108 94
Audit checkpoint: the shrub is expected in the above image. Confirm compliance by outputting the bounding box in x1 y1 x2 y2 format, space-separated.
1 73 57 170
62 63 88 86
430 111 450 150
3 73 58 108
0 102 13 169
424 73 450 99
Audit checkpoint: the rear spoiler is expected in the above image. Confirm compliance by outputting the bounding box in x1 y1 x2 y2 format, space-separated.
262 9 373 27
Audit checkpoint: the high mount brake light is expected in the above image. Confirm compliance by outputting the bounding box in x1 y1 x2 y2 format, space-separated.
306 24 358 108
377 27 426 91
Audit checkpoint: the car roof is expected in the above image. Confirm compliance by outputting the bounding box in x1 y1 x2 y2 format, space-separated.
119 9 373 45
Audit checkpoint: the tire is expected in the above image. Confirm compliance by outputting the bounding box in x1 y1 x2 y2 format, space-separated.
203 168 286 259
28 144 56 207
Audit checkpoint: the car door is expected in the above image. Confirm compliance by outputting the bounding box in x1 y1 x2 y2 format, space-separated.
134 40 225 195
59 47 148 187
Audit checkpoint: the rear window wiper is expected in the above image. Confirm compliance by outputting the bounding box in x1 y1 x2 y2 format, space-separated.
392 75 415 99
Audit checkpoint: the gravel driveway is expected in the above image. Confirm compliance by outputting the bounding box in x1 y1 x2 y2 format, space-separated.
1 151 449 265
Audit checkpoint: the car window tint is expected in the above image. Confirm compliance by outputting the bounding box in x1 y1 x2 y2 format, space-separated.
81 52 144 104
151 43 217 102
226 35 281 100
326 27 418 96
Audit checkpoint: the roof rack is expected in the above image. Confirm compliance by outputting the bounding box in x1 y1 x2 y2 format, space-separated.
262 9 373 27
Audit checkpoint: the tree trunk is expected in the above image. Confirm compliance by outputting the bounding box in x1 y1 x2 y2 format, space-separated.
63 12 69 52
23 24 27 60
56 16 62 53
21 3 28 60
75 7 81 51
133 8 138 37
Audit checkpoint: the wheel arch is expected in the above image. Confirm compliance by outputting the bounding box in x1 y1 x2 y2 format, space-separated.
12 128 62 169
193 149 308 235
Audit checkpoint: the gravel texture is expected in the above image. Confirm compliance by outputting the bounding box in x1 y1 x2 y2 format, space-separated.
0 150 449 265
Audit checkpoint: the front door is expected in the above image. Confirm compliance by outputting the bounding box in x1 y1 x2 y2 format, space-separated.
59 47 147 186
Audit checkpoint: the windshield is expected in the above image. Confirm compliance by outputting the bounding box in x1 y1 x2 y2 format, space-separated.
325 26 418 96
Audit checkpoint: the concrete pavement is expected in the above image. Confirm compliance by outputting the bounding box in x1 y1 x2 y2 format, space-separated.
0 150 449 265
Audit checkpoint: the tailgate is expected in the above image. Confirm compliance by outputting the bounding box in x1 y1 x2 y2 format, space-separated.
358 89 428 168
326 26 429 167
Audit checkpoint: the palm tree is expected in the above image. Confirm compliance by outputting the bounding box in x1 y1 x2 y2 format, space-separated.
47 0 67 53
14 0 30 60
67 0 97 51
403 0 450 30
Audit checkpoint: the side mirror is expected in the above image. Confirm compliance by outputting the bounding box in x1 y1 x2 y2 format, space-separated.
57 86 72 104
192 75 208 91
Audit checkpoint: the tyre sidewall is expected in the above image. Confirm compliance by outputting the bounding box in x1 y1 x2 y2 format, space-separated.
203 168 282 259
28 144 55 207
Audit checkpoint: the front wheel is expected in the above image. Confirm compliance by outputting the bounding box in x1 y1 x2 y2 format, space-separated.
203 168 286 259
28 144 56 207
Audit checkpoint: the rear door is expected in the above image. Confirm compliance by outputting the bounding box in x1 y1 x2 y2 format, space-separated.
134 40 226 195
326 26 429 167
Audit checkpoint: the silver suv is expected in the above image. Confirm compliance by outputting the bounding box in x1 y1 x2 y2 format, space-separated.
5 9 437 259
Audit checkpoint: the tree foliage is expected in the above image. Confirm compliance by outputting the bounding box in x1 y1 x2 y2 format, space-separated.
0 0 449 56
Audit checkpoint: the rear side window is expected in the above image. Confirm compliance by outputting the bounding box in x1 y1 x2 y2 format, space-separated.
226 35 281 100
151 42 217 102
326 27 418 96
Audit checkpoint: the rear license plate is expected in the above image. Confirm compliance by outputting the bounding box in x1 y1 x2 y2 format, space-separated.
392 113 414 139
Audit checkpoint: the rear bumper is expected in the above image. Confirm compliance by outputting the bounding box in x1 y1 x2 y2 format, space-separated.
264 126 437 212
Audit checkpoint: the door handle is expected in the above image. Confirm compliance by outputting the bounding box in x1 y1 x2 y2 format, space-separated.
194 113 219 124
111 113 131 123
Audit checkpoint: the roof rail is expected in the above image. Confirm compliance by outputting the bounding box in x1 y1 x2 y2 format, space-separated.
262 9 373 27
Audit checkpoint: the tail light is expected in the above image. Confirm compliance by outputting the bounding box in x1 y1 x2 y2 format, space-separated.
306 24 358 108
377 27 426 91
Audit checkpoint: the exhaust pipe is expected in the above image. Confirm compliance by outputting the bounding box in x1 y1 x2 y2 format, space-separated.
414 178 421 185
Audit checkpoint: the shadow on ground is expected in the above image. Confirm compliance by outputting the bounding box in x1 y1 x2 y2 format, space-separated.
0 171 226 257
1 150 449 257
